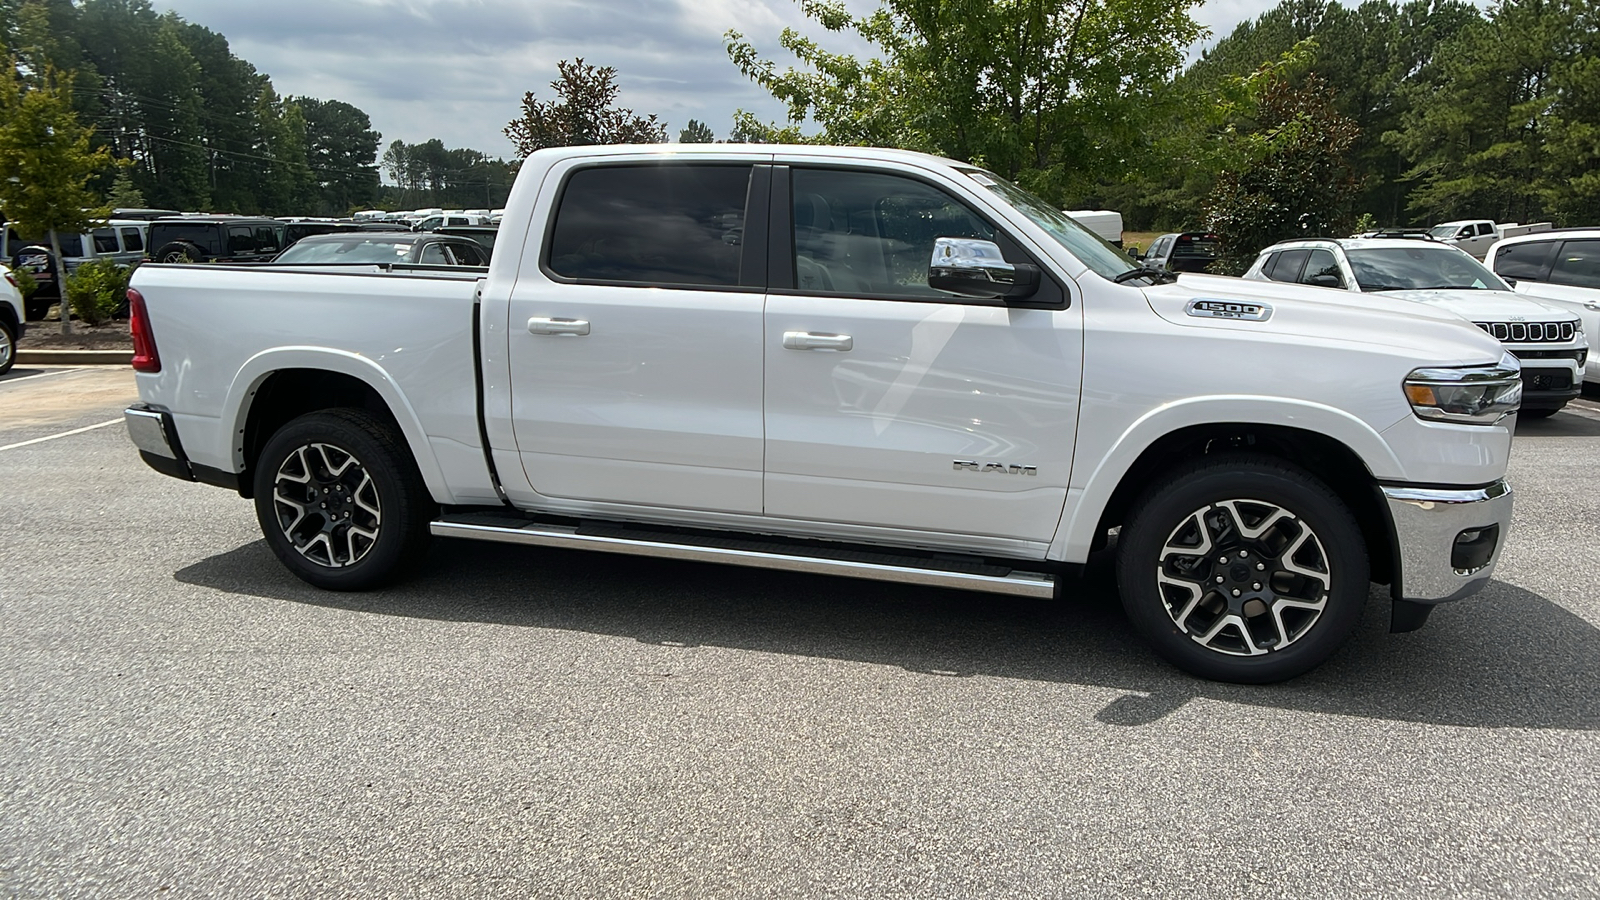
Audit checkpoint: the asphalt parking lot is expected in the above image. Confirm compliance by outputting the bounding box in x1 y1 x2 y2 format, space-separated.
3 366 1598 898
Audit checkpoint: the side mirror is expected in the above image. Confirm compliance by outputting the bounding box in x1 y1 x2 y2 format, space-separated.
928 237 1040 300
1127 247 1141 260
1306 273 1342 289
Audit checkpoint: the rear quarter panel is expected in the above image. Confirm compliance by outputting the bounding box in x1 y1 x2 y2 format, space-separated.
129 264 495 504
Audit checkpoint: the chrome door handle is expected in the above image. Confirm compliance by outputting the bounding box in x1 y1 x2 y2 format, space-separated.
1585 302 1600 311
528 317 590 336
782 331 853 351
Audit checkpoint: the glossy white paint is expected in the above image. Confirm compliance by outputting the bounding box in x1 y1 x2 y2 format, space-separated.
132 144 1520 574
764 294 1080 541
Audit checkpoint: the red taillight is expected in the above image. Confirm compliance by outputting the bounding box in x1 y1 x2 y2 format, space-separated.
3 272 16 289
128 287 161 373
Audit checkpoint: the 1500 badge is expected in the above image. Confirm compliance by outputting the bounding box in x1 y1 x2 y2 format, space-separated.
1186 298 1272 321
953 460 1037 475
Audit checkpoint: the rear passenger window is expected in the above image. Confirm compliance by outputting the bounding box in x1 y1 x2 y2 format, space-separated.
1550 240 1600 289
1302 248 1343 287
448 242 486 266
120 228 144 252
92 229 118 253
1265 249 1310 282
1493 241 1555 282
548 164 751 287
419 243 449 265
228 226 255 254
255 226 281 253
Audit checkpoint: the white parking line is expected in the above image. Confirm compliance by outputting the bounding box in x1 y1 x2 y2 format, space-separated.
0 417 124 452
0 367 87 386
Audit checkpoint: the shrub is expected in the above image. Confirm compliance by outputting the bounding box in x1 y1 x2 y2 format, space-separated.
10 265 38 299
65 258 131 326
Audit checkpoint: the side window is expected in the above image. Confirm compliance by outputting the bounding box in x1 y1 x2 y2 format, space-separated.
255 226 281 253
547 164 751 287
1477 223 1495 236
1550 240 1600 289
447 242 486 266
228 226 255 254
1265 249 1310 283
1258 252 1280 277
92 228 119 253
790 168 995 297
1302 248 1344 287
120 227 144 252
418 242 449 265
1493 241 1555 282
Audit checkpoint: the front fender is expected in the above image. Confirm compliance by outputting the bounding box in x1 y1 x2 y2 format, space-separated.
225 347 452 504
1050 396 1407 562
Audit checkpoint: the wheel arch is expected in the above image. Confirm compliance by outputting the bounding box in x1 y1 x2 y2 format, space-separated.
227 349 450 503
1055 402 1404 585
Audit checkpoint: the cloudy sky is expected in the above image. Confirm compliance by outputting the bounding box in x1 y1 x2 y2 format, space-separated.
146 0 1306 161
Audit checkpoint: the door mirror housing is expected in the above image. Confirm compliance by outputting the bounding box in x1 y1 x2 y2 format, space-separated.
1306 273 1342 289
928 237 1041 300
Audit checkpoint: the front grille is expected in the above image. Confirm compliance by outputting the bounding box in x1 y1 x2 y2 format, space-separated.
1521 368 1573 392
1473 320 1576 343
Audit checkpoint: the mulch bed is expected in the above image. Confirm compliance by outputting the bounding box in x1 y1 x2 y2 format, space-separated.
18 309 133 351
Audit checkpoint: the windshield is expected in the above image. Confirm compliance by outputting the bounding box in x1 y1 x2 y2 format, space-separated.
1428 224 1462 240
274 238 415 264
1346 246 1511 292
961 169 1139 280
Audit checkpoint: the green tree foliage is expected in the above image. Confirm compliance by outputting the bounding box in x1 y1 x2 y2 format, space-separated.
297 98 381 215
1165 0 1479 227
1391 0 1600 225
678 119 715 143
380 139 515 209
504 58 667 156
105 167 144 206
1203 56 1363 274
726 0 1203 201
0 61 114 333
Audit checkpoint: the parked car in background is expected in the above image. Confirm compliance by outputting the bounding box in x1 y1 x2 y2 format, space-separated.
266 232 490 267
1429 220 1553 259
279 219 364 251
146 216 285 264
1142 232 1222 272
412 213 493 232
1246 237 1586 416
435 225 499 259
2 220 151 318
1063 210 1123 247
1486 229 1600 386
0 263 24 375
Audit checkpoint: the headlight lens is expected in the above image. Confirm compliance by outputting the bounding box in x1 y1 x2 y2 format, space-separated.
1404 354 1521 425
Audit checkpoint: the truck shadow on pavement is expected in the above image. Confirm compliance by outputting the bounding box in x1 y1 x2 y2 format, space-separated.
1515 414 1600 437
176 538 1600 732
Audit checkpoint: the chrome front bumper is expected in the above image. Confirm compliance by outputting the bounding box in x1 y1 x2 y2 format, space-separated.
1383 480 1512 604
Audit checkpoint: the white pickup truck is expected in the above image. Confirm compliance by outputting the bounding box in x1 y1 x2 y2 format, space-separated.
1430 220 1553 259
125 145 1520 684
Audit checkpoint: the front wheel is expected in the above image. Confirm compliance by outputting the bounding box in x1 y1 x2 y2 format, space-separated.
252 408 434 590
1116 454 1369 684
0 318 15 376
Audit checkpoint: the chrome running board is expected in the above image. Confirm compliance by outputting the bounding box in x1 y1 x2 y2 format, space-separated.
430 515 1056 599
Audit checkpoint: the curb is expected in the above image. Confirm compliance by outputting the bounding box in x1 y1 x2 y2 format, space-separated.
16 349 134 365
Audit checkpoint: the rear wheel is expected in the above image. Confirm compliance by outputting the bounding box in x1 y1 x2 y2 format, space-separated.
1116 454 1369 684
252 408 434 590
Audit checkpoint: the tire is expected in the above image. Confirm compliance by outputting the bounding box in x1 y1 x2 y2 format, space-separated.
252 408 435 590
154 241 203 263
1519 407 1560 420
1115 454 1369 684
24 297 52 321
0 318 14 376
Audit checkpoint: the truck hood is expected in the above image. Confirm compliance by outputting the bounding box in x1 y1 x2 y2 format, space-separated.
1143 273 1506 365
1378 287 1580 321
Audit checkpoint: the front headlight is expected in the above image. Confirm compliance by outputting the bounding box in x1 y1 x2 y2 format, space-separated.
1404 354 1521 425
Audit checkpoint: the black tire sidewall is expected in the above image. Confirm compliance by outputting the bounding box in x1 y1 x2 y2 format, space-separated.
1116 457 1369 684
156 242 202 263
252 410 429 591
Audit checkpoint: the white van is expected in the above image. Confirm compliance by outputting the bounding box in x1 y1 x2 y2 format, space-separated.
1063 210 1124 247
